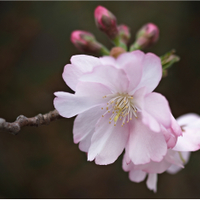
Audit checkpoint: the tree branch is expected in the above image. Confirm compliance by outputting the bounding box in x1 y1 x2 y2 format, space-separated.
0 109 63 135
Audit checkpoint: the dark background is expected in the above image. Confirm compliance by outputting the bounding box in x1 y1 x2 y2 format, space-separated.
0 1 200 198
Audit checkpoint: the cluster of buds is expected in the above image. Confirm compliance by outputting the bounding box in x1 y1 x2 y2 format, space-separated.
70 5 179 73
71 6 132 55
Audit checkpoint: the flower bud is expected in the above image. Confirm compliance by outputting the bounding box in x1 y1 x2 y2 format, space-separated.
136 23 159 43
110 47 126 58
94 5 118 40
118 24 131 44
130 23 159 51
161 50 180 68
71 30 104 54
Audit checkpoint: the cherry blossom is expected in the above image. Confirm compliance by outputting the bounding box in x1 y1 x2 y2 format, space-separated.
122 113 200 192
54 50 181 165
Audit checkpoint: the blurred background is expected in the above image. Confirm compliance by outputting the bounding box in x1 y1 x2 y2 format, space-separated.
0 1 200 198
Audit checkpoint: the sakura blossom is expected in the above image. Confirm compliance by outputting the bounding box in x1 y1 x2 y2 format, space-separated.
54 50 182 166
123 113 200 192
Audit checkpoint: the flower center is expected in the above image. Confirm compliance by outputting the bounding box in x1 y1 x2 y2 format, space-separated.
101 93 138 127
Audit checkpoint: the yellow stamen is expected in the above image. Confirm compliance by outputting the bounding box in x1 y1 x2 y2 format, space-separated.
114 109 122 122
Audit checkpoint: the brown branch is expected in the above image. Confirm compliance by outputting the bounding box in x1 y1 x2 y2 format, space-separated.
0 109 63 135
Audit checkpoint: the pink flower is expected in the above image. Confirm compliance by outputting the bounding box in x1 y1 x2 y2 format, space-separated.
54 50 181 165
123 113 200 192
122 149 184 192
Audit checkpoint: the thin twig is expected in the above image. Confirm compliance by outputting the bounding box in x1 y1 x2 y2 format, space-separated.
0 109 63 135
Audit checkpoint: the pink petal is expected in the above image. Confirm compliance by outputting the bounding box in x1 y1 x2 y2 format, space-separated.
73 106 104 144
122 154 134 172
117 50 145 67
54 82 111 118
116 51 145 92
129 170 147 183
170 114 182 137
136 53 162 93
99 56 117 67
134 158 171 174
146 173 157 193
131 87 146 110
127 116 167 165
142 110 161 132
80 65 129 93
62 54 101 91
144 92 171 128
62 64 82 91
164 149 184 168
162 127 178 148
88 114 129 165
78 131 93 152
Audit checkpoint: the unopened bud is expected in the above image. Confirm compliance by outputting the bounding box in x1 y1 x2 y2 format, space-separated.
94 6 118 40
71 30 109 55
130 23 159 51
110 47 126 58
160 49 180 77
118 24 131 44
161 50 180 68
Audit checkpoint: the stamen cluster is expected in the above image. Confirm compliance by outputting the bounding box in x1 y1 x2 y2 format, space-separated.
102 93 138 126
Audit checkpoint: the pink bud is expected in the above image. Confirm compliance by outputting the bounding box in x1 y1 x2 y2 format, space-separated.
136 23 159 44
71 30 103 54
118 24 131 44
130 23 159 51
94 5 118 39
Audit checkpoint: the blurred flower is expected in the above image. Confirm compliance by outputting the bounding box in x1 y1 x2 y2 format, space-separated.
54 50 181 165
123 113 200 192
130 23 159 51
70 30 109 55
94 5 118 40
